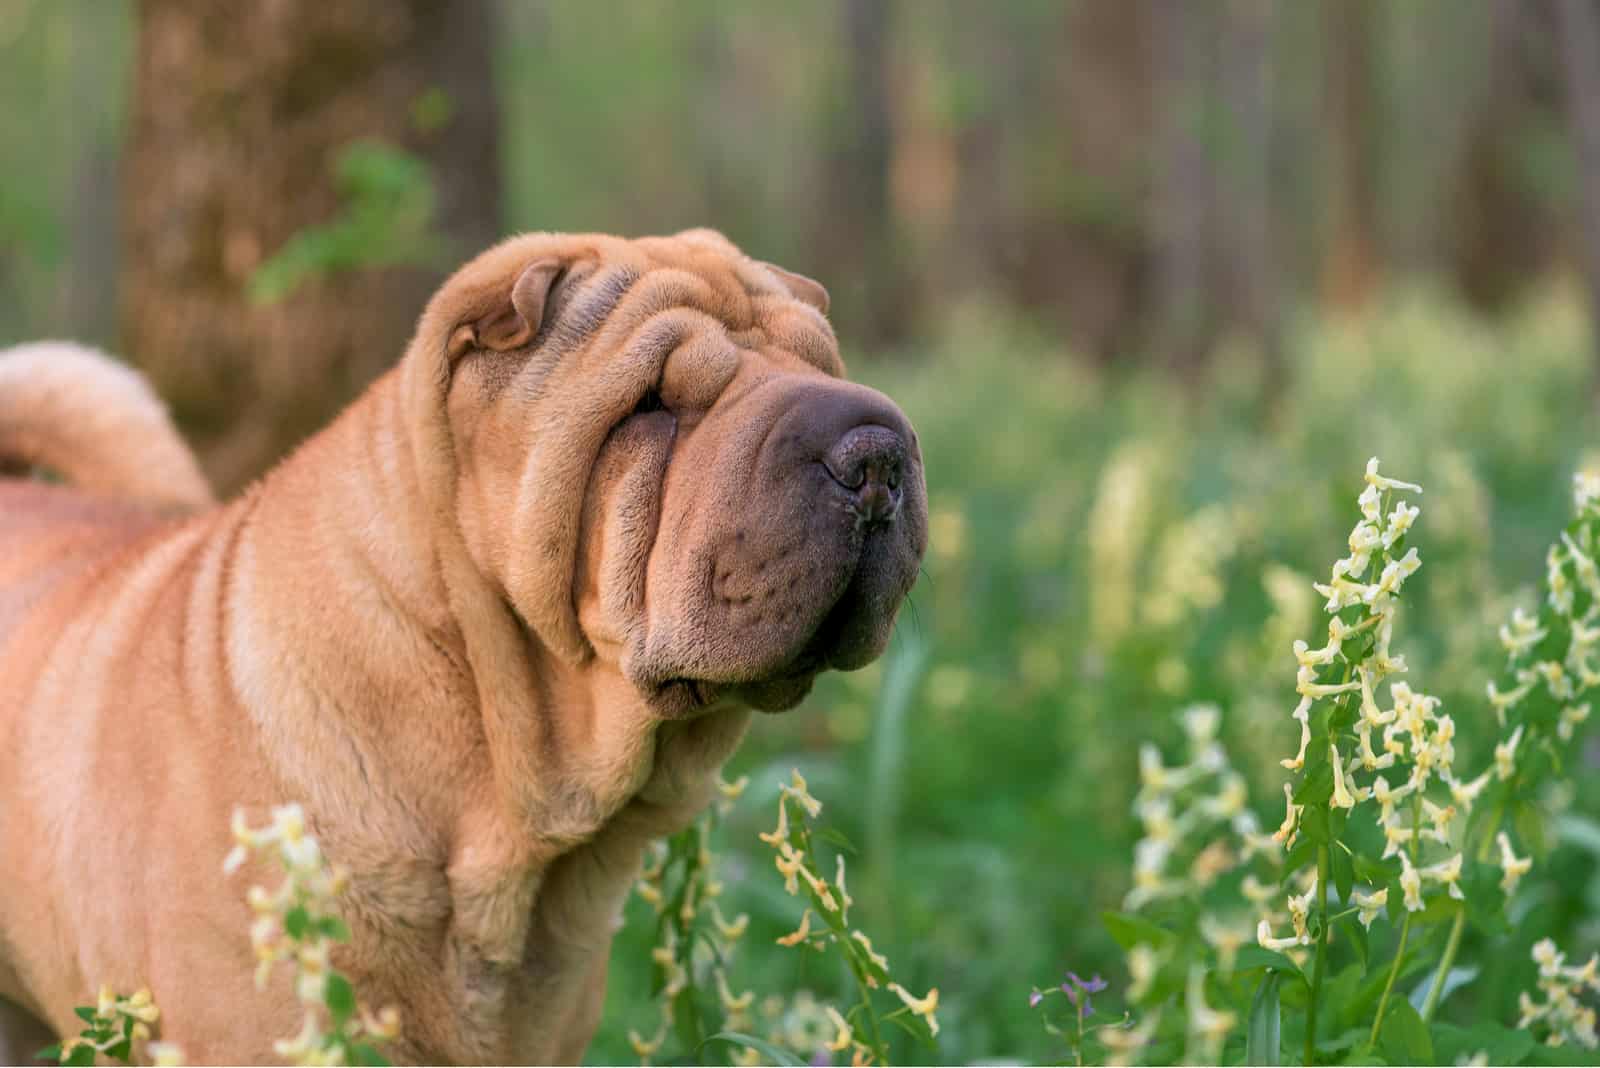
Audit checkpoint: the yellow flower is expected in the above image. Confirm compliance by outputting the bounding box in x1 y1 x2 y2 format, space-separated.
710 901 750 941
1330 743 1356 809
1495 724 1525 780
782 769 823 818
888 983 940 1037
851 931 890 984
717 775 750 801
758 797 791 848
777 908 813 947
716 969 754 1013
824 1005 853 1052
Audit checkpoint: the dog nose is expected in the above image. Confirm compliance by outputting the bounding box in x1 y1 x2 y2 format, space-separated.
824 424 905 524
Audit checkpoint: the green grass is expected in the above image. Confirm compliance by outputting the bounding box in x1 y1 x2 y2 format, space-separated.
589 281 1600 1064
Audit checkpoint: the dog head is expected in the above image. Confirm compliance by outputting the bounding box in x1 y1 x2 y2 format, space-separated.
406 229 926 716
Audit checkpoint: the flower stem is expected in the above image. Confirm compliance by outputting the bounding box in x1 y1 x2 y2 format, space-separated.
1420 911 1465 1022
1369 912 1413 1047
1305 843 1332 1066
1421 795 1503 1023
1076 1000 1085 1068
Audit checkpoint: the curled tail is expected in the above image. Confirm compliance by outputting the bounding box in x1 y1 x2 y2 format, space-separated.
0 341 214 513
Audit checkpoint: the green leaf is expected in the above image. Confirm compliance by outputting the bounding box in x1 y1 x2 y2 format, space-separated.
73 1006 96 1023
1378 998 1432 1066
285 905 311 940
65 1045 97 1067
1234 945 1308 987
352 1042 392 1067
1353 854 1398 885
325 973 356 1026
1102 911 1177 952
1341 914 1369 972
1295 765 1334 808
105 1037 132 1062
701 1031 810 1067
1331 844 1355 905
36 1043 61 1061
815 827 859 855
1246 970 1282 1066
882 1006 938 1048
318 915 353 943
1409 965 1479 1016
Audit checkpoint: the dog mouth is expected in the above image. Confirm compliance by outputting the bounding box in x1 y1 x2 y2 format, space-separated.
643 585 862 718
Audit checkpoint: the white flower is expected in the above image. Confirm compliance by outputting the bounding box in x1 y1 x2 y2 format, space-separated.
1383 501 1420 549
1496 724 1525 780
1421 852 1465 900
1352 887 1388 929
1281 697 1312 770
1497 832 1532 895
1399 852 1424 911
1365 457 1422 494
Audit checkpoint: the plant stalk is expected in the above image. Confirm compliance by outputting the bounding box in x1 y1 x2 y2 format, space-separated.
1369 912 1413 1047
1305 843 1332 1065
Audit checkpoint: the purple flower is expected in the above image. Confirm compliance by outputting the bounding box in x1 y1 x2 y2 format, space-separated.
1028 989 1044 1008
1061 972 1109 1015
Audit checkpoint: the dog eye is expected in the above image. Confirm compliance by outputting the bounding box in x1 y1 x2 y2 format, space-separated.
633 389 666 415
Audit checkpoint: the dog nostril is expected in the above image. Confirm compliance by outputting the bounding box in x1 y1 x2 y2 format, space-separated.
824 425 907 517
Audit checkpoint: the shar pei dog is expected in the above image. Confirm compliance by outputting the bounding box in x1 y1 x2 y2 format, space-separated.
0 229 926 1063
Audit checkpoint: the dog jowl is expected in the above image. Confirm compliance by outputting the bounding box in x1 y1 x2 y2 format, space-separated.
0 228 925 1062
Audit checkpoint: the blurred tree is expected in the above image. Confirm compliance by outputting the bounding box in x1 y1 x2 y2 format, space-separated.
1446 0 1564 312
1320 0 1380 315
1219 0 1282 387
121 0 501 492
812 0 906 344
1557 0 1600 384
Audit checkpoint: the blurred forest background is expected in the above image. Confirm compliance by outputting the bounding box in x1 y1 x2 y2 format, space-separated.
8 0 1600 1064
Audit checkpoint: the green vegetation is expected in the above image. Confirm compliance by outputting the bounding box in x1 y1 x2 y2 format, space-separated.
592 284 1600 1064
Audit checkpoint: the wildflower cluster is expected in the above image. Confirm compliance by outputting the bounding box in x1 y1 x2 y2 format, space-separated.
1114 703 1281 1065
627 776 759 1066
760 769 939 1065
1518 938 1600 1049
223 805 399 1066
1110 460 1600 1067
42 987 166 1066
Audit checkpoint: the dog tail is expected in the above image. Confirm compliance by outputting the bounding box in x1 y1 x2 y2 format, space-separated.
0 341 215 513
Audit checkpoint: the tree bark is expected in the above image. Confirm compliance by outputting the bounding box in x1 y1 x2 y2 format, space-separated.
1556 0 1600 388
1147 0 1216 370
122 0 501 493
1221 0 1282 391
812 0 905 345
1320 0 1380 314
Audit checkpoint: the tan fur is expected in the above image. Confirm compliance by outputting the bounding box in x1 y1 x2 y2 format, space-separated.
0 342 214 513
0 230 926 1063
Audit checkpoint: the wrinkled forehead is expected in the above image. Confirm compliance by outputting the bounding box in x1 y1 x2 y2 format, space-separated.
611 231 843 376
441 231 844 379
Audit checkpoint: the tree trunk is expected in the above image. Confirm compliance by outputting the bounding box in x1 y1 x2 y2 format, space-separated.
1221 0 1282 392
1146 0 1216 371
813 0 905 345
122 0 501 493
1556 0 1600 390
1320 0 1380 314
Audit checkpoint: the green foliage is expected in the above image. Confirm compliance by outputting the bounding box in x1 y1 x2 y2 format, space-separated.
247 139 442 304
595 287 1600 1065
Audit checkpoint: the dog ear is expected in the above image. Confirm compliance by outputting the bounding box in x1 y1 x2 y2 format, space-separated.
445 259 564 362
760 262 830 315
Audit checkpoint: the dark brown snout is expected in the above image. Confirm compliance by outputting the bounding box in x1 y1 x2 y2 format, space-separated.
824 424 905 527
